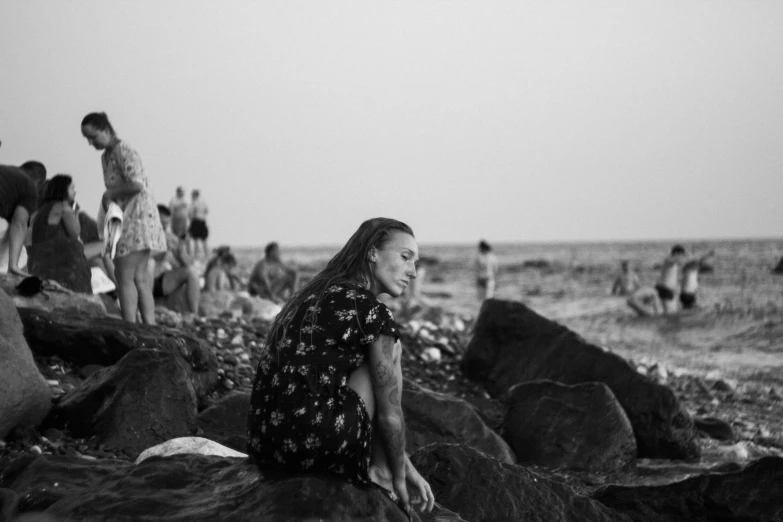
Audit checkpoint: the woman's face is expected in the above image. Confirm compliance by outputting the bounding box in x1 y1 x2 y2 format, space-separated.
81 124 113 150
369 231 419 298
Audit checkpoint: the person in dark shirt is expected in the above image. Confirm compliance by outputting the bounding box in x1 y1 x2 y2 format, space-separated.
0 163 43 276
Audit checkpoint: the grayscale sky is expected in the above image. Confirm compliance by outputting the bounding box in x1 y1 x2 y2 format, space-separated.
1 1 781 246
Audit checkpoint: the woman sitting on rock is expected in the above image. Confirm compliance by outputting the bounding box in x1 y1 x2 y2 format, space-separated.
30 174 80 243
248 217 435 518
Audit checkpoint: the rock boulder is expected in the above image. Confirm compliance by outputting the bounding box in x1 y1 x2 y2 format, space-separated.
45 349 198 459
0 289 51 439
18 308 218 402
410 443 628 522
0 274 106 316
592 456 783 522
403 381 515 464
196 392 252 453
461 300 699 460
503 380 636 472
1 453 410 521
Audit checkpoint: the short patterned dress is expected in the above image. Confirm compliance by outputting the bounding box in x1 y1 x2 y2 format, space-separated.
101 141 166 258
247 283 399 485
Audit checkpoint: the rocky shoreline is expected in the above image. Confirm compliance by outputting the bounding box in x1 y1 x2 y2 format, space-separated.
1 275 782 521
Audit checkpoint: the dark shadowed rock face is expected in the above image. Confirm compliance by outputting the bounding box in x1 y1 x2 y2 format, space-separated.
45 349 198 459
197 392 251 453
18 308 218 402
0 289 51 439
461 299 700 460
410 443 628 522
27 237 92 293
403 380 515 464
0 454 409 522
504 380 636 473
592 456 783 522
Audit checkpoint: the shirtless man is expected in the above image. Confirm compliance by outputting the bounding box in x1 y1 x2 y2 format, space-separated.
151 205 200 314
654 244 687 314
679 250 715 310
248 242 299 304
611 260 641 296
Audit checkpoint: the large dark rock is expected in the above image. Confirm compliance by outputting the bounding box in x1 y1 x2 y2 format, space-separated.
197 392 250 453
461 300 699 460
403 381 515 464
27 237 92 293
45 350 198 459
0 453 409 521
592 456 783 522
410 443 628 522
504 380 636 473
0 289 51 439
18 308 218 402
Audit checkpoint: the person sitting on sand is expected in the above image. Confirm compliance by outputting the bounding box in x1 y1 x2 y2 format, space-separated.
679 250 715 310
611 260 641 296
204 251 237 292
248 241 299 304
30 174 80 243
475 240 498 301
151 205 200 314
247 218 435 519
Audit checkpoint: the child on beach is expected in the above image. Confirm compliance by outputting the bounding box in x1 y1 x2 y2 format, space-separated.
475 240 498 300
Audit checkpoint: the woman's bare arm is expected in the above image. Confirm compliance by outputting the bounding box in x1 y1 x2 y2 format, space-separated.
369 335 407 503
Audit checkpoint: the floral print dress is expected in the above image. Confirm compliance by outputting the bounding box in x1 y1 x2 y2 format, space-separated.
101 141 166 258
247 283 400 485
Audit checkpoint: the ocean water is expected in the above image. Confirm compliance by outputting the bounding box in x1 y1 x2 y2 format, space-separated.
234 238 783 319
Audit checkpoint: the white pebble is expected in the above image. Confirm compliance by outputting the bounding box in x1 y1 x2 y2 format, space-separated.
30 445 42 454
420 347 442 363
231 335 243 345
216 328 227 340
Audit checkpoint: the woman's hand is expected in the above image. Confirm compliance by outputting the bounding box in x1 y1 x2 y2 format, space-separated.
392 476 411 515
406 460 435 513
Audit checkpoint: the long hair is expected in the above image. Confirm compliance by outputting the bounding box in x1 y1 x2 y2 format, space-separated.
264 217 414 352
42 174 72 204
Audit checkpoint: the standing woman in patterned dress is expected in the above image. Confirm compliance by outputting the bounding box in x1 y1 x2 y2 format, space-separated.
81 112 167 324
248 218 435 519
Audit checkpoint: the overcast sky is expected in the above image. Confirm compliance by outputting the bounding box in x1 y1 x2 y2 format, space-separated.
2 1 781 246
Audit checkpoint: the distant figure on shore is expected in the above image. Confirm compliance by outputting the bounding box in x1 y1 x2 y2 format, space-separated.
247 218 434 518
168 186 190 240
475 240 498 300
204 251 237 292
627 246 715 316
248 242 299 304
188 189 209 259
679 250 715 310
653 244 687 314
151 205 200 315
610 260 641 296
82 112 166 324
0 162 45 276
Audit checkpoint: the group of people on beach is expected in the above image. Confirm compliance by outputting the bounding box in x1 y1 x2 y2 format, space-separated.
613 244 715 316
1 117 440 518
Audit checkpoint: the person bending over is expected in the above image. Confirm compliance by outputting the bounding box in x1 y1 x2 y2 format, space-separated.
248 241 299 304
247 218 434 519
151 205 200 314
82 112 166 324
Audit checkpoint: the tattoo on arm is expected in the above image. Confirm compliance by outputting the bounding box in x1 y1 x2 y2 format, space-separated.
374 361 397 387
388 386 400 406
